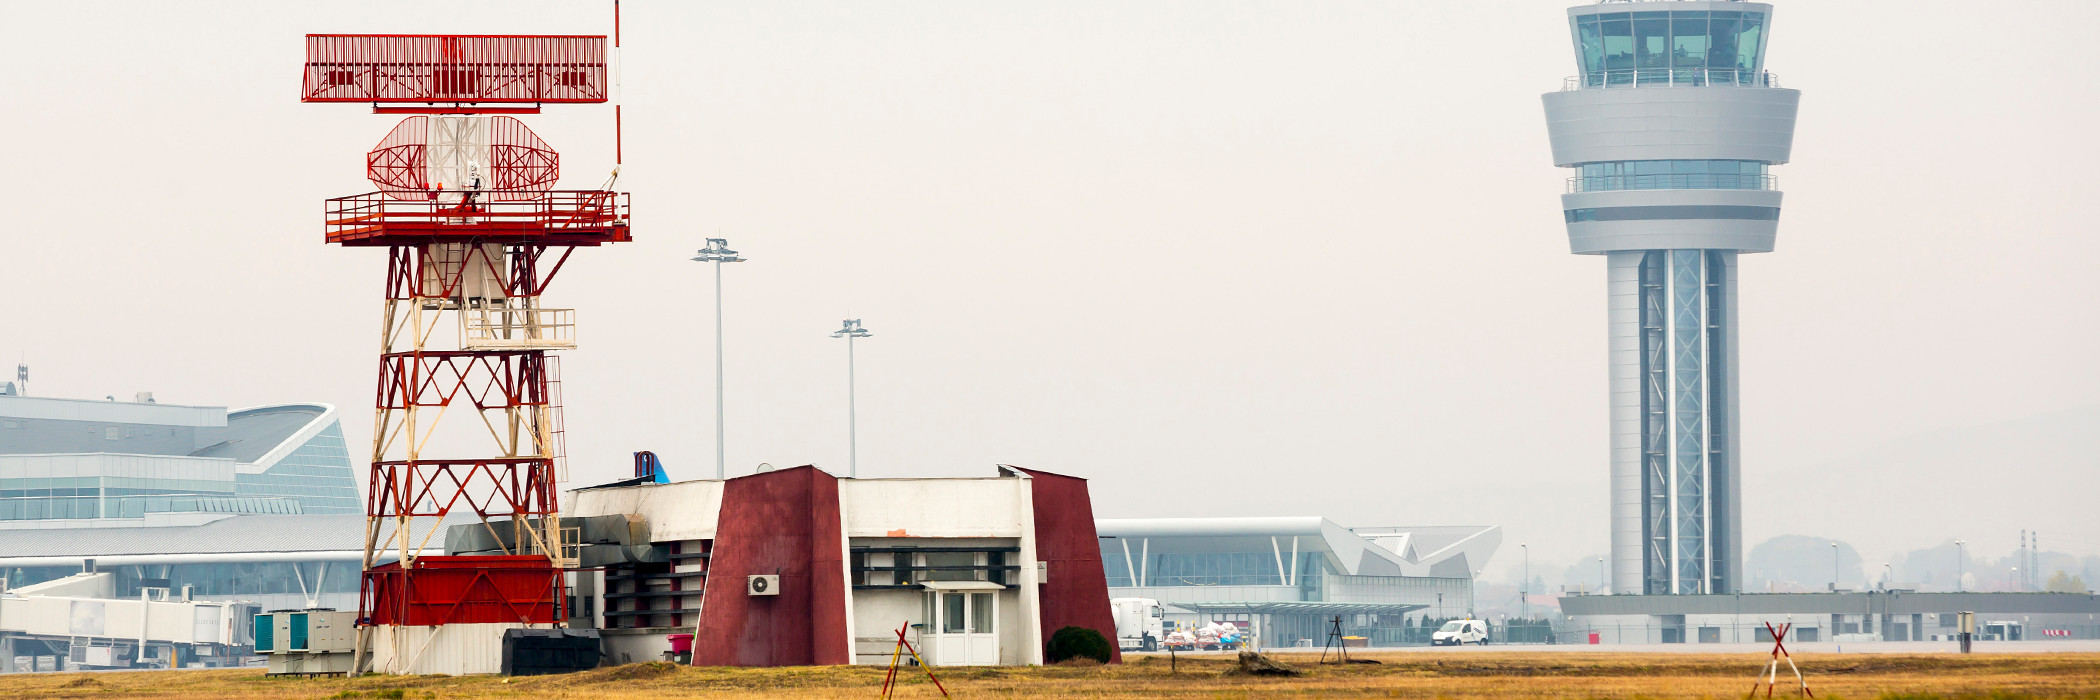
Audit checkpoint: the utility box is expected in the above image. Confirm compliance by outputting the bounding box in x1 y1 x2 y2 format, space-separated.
500 628 602 676
255 609 358 675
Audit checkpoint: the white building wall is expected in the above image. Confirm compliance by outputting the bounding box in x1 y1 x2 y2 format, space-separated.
567 479 723 541
839 479 1028 538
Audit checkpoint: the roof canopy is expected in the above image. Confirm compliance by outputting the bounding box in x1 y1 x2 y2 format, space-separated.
1169 601 1427 616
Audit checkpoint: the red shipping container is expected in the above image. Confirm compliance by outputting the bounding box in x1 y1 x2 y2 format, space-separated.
362 555 562 626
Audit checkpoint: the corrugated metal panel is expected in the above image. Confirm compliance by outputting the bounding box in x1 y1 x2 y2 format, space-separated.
368 623 535 675
363 556 562 626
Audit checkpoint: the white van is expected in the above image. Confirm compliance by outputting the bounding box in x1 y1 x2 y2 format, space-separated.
1431 619 1489 646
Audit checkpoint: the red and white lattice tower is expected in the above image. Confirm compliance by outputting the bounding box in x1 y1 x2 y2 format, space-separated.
300 33 629 674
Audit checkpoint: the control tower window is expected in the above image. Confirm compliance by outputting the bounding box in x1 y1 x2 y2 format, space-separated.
1707 12 1742 69
1635 13 1671 70
1572 11 1769 80
1600 16 1634 71
1673 14 1709 68
1734 13 1764 73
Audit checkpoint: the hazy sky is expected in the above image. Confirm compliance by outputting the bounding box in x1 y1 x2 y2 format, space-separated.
2 1 2095 582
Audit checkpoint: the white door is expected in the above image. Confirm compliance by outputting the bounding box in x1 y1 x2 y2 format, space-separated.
929 591 999 666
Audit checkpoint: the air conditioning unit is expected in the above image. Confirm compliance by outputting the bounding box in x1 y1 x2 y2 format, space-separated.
747 574 779 596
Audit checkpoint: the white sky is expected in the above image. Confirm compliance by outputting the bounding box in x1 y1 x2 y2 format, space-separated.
2 1 2095 580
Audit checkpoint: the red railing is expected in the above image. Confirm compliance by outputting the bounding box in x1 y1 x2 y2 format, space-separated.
325 190 630 245
302 35 608 105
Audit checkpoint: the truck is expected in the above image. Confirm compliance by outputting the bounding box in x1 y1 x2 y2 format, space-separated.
1109 597 1165 652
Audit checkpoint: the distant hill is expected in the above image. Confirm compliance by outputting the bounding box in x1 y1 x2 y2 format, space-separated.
1746 535 1869 592
1743 405 2100 562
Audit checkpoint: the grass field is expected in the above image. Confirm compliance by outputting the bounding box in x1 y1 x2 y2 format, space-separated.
5 651 2099 699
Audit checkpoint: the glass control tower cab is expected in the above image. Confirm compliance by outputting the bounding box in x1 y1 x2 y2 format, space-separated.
1542 1 1800 596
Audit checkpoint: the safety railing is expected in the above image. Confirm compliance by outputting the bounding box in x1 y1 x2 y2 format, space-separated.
460 306 577 350
1562 69 1780 91
324 190 630 244
1567 173 1776 193
0 494 307 521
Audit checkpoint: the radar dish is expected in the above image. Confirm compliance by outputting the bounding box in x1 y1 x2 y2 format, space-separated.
367 115 558 201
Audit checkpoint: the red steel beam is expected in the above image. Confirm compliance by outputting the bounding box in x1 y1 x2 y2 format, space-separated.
302 35 608 105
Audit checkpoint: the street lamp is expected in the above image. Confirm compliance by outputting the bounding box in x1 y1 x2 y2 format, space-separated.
1882 562 1892 590
1597 557 1606 595
1954 539 1966 592
691 239 746 480
1519 543 1529 621
832 319 873 478
1831 543 1840 591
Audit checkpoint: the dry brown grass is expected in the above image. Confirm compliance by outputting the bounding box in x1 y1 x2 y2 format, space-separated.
4 651 2099 699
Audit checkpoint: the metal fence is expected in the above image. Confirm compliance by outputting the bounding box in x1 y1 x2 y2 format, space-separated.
1551 622 2100 645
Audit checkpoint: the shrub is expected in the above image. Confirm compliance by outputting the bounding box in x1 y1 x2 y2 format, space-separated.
1045 625 1112 664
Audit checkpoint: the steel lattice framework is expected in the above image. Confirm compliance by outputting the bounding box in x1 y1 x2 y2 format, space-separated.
308 32 629 674
302 35 609 112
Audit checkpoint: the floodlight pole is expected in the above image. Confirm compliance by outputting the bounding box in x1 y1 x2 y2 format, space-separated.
1955 539 1966 591
832 319 873 478
1519 543 1529 621
692 239 745 480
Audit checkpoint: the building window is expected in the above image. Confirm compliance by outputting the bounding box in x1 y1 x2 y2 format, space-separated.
1573 10 1769 82
1573 160 1769 192
970 593 993 633
920 552 981 582
1566 205 1779 223
943 594 967 633
848 545 1020 589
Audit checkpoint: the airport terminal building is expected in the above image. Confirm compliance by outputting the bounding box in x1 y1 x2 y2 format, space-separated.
0 394 365 609
1097 517 1500 647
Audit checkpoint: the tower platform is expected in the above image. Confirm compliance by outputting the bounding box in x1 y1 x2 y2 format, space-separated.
324 190 631 246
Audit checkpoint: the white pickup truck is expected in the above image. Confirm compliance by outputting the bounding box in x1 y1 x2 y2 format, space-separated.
1109 597 1165 651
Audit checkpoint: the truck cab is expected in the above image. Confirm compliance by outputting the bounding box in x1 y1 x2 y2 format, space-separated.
1109 597 1165 651
1432 619 1490 646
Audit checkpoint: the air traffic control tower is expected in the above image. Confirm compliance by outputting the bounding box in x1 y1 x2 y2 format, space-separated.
1542 1 1799 596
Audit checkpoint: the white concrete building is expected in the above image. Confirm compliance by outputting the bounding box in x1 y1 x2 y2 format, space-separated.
558 465 1120 667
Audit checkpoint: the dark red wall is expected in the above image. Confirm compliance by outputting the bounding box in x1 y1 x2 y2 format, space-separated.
690 466 851 666
1008 466 1122 663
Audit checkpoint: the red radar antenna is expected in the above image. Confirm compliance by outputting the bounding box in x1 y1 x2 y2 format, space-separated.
303 28 630 675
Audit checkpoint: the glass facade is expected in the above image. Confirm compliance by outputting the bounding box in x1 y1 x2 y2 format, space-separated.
1566 206 1780 223
234 422 360 513
0 560 358 599
1574 160 1770 192
0 420 360 521
0 477 305 521
1573 10 1767 86
1103 548 1329 589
